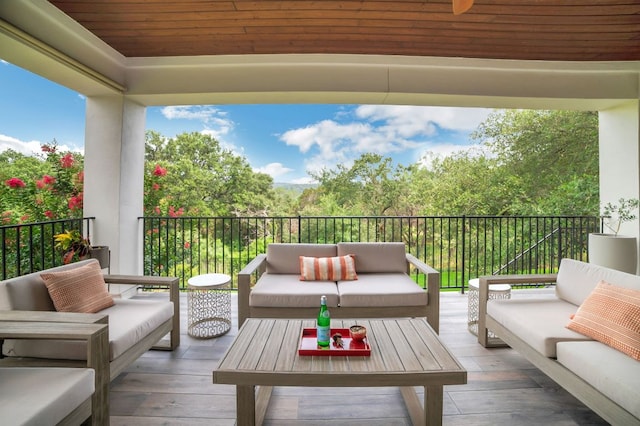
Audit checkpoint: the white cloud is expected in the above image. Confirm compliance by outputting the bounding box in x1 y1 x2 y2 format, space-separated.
280 105 492 179
290 176 316 185
163 106 235 140
356 105 491 133
0 134 82 156
0 134 42 156
254 162 293 179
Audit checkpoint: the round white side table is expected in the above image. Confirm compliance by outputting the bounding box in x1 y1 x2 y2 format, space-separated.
467 278 511 343
187 273 232 339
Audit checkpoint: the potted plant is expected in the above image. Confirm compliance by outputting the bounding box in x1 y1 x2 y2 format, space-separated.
54 230 109 268
588 198 640 274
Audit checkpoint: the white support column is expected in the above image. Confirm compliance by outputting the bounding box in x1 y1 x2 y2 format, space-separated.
599 100 640 271
84 95 145 275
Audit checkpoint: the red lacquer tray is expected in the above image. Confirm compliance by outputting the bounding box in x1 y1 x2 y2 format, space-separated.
298 328 371 356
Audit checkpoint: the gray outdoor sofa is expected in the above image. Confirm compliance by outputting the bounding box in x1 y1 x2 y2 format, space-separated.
238 242 440 332
478 258 640 425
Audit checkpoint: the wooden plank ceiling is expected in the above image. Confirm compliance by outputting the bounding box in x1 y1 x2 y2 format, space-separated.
49 0 640 61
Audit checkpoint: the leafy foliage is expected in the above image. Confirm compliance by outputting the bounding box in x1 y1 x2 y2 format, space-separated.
144 131 278 217
0 142 84 224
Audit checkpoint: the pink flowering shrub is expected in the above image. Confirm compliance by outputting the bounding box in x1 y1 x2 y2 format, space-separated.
0 142 84 224
144 162 186 219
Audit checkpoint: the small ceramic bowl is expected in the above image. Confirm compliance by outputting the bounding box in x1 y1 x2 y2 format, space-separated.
349 325 367 341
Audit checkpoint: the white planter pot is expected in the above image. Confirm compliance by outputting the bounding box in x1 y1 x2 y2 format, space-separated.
588 233 638 274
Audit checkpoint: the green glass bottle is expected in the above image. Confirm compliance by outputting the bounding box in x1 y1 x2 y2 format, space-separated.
317 295 330 347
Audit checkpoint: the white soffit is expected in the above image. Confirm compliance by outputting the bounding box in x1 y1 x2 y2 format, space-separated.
1 1 639 110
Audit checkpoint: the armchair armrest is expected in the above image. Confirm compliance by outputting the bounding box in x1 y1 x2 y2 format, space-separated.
103 275 180 350
237 254 267 328
405 253 440 333
0 313 109 426
477 273 558 347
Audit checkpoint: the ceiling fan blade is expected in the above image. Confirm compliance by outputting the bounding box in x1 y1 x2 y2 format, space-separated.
452 0 474 15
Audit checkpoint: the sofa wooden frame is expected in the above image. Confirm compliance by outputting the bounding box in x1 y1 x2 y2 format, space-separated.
477 274 639 426
0 313 109 425
238 252 440 333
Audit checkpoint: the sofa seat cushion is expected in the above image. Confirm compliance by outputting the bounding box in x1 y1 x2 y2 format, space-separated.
557 341 640 419
487 298 592 357
250 273 339 308
3 298 174 361
337 273 427 307
337 242 407 273
0 367 94 425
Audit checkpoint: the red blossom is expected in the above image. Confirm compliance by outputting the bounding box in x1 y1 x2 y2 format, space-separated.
36 179 46 189
184 241 191 249
76 171 84 183
152 183 160 191
5 177 26 188
68 192 84 210
20 214 29 222
153 164 167 177
44 210 55 219
154 206 161 215
43 175 56 185
60 153 74 168
168 206 184 217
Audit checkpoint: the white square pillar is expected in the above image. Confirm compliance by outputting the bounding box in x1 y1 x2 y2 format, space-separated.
84 95 146 275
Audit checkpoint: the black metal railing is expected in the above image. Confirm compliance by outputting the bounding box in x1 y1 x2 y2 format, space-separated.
0 217 94 280
141 215 599 291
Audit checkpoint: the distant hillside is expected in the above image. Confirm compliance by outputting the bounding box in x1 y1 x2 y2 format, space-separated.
274 182 317 194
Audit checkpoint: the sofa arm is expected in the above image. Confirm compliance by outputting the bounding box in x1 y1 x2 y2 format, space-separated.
103 275 180 350
0 313 110 426
237 254 267 328
477 273 558 347
405 253 440 333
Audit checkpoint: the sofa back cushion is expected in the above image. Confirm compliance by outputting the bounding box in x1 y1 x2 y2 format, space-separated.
0 259 100 311
556 258 640 306
266 243 337 274
337 242 406 273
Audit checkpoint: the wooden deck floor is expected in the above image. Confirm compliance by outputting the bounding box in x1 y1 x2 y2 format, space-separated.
109 291 608 425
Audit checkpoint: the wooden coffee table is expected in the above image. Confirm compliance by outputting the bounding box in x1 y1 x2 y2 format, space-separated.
213 318 466 426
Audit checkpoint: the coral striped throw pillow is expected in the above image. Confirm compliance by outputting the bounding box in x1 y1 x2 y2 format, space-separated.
567 280 640 360
299 255 357 281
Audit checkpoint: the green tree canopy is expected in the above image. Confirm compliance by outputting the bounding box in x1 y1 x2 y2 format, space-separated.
472 109 598 215
144 131 278 217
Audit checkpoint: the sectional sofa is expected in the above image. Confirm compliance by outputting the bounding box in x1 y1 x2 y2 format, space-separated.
0 259 180 423
238 242 440 332
477 258 640 425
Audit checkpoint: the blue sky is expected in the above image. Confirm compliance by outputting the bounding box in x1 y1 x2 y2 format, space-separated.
0 60 492 184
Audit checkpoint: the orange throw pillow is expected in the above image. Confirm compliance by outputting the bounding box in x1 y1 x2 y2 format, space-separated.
41 261 114 313
299 255 357 281
567 280 640 360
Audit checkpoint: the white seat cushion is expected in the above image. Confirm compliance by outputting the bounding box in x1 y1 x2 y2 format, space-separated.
487 298 591 357
3 298 173 360
250 273 339 308
337 273 428 307
557 341 640 419
0 367 94 425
